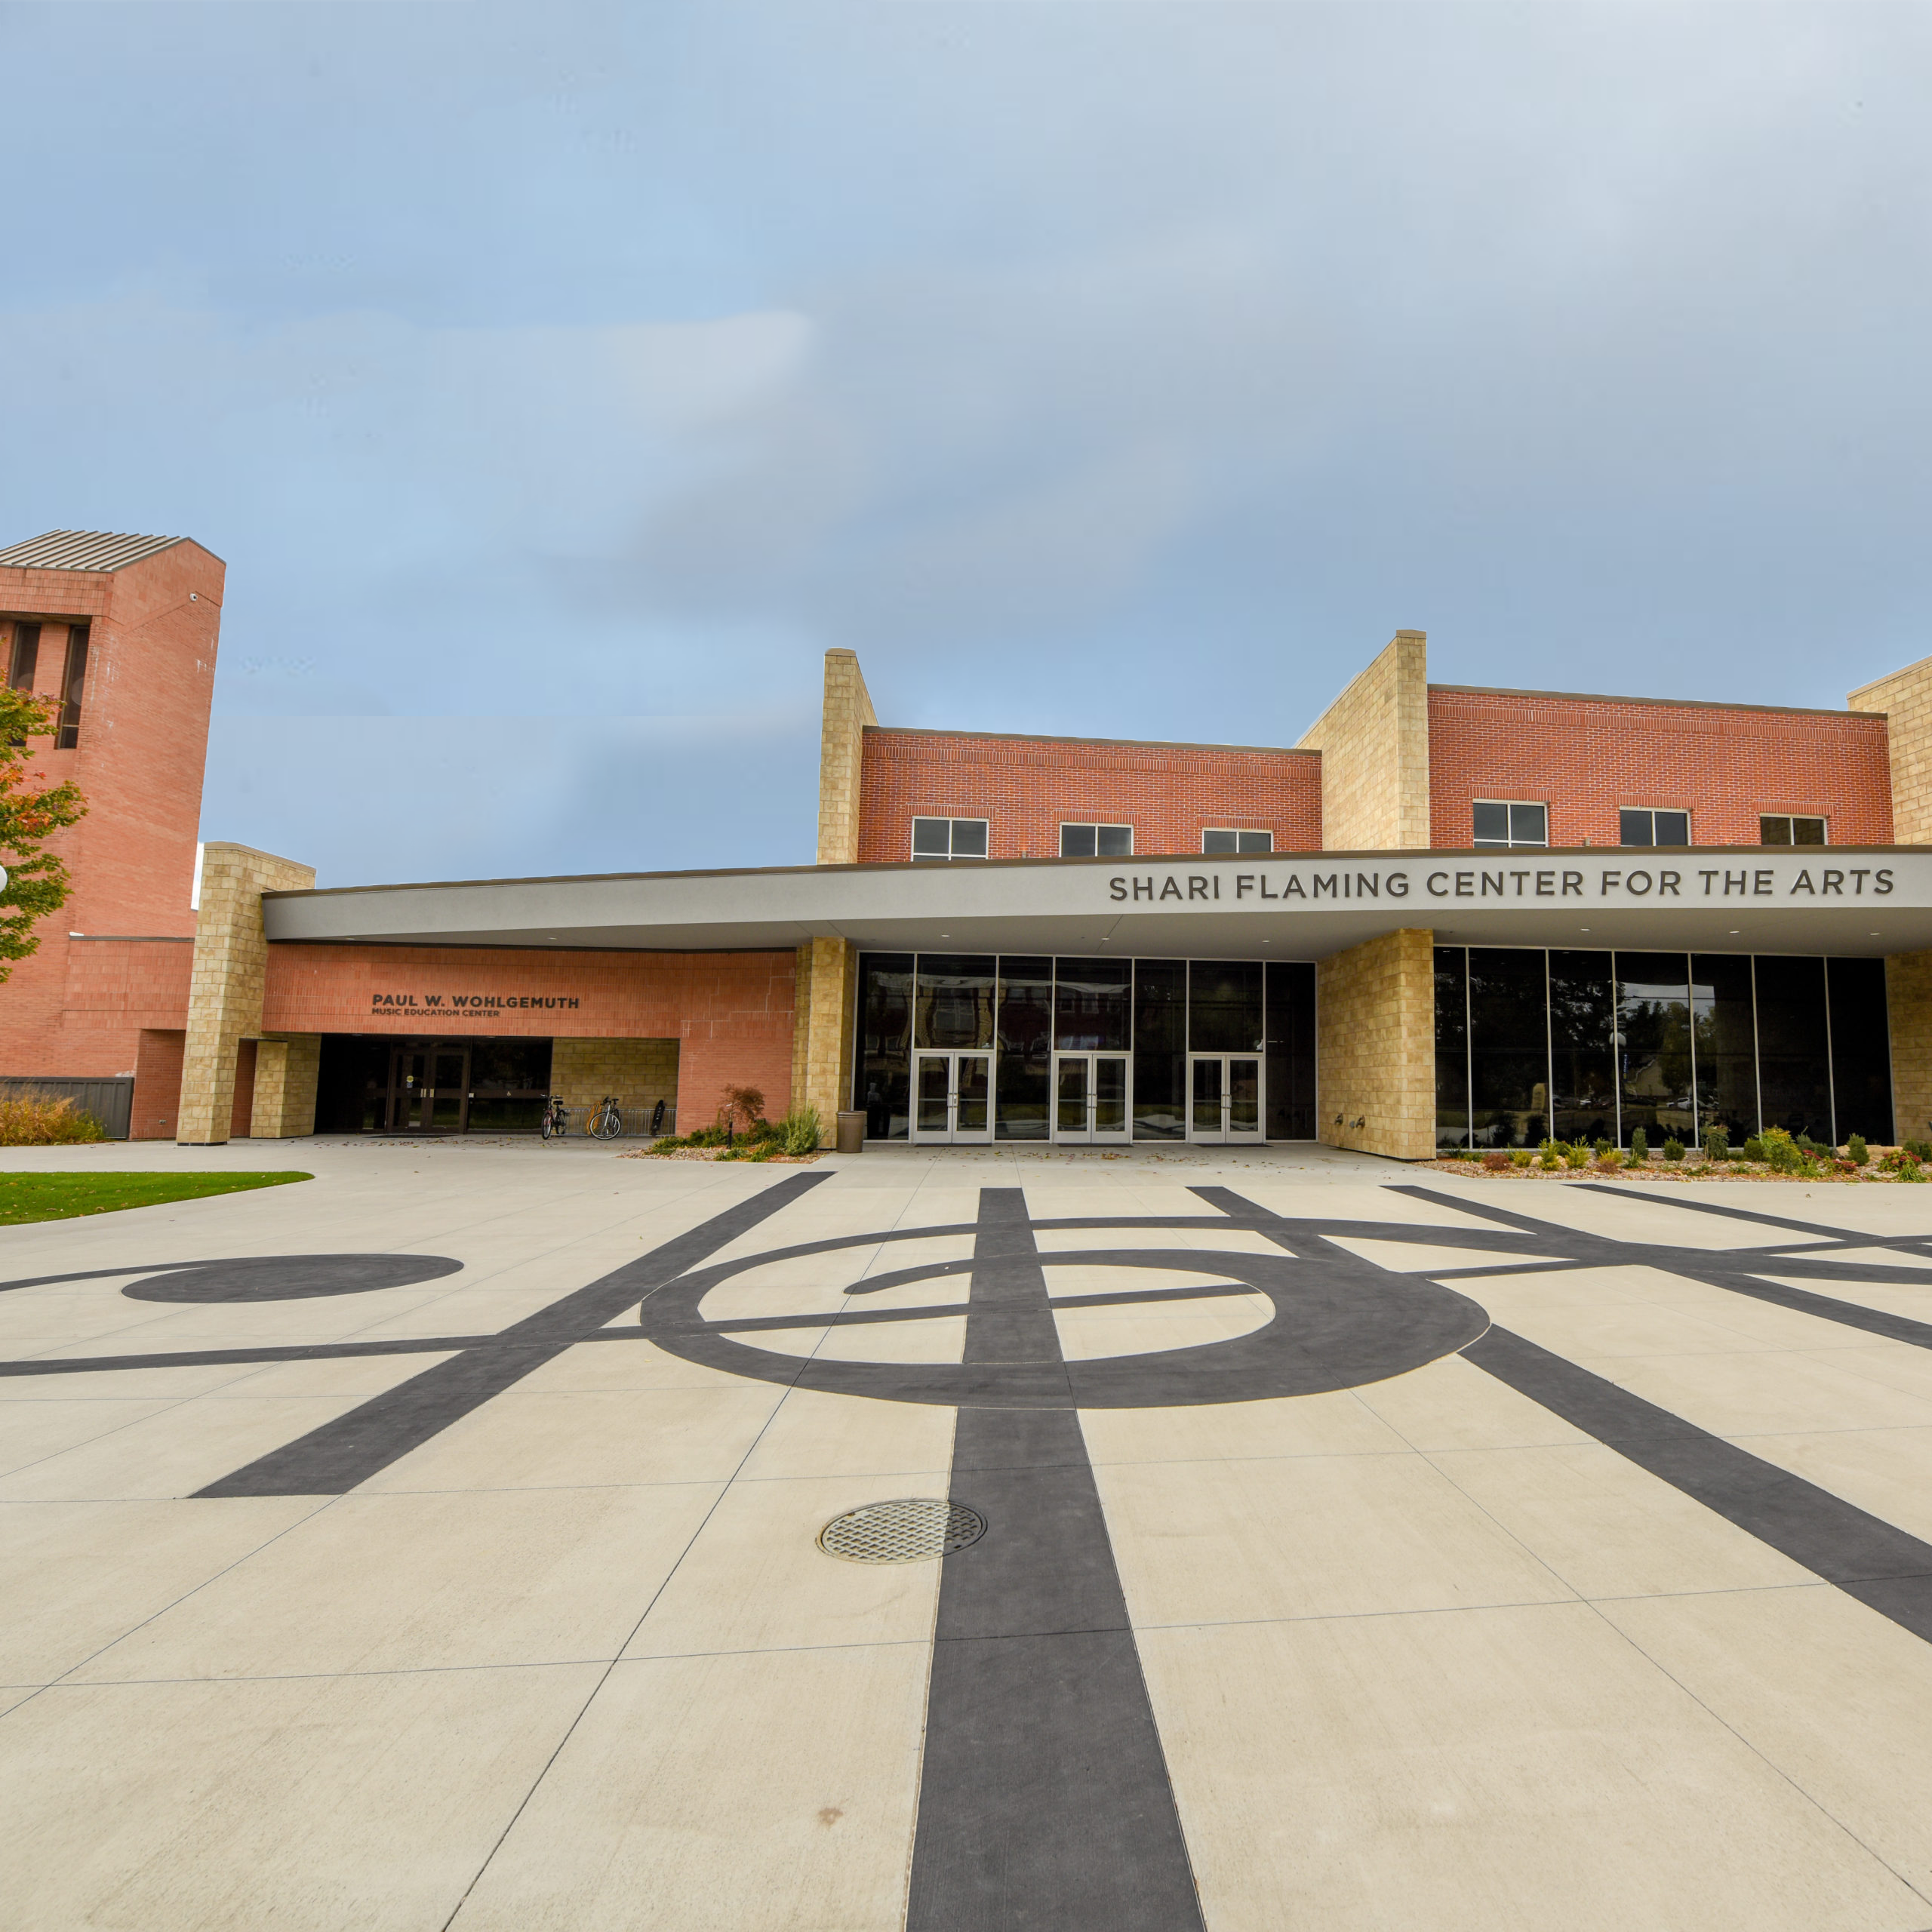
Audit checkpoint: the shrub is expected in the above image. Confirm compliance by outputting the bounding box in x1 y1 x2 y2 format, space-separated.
1629 1128 1648 1164
1594 1138 1612 1161
1597 1147 1623 1171
1847 1134 1870 1165
1663 1138 1684 1162
1702 1127 1729 1162
1509 1148 1533 1168
718 1084 767 1134
0 1093 108 1146
1564 1143 1590 1169
1538 1139 1563 1170
1881 1147 1923 1174
1740 1137 1766 1163
777 1106 822 1156
1481 1151 1511 1171
1906 1138 1932 1161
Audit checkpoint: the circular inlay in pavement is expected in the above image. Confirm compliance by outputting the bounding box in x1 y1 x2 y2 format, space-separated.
818 1497 986 1564
122 1254 465 1303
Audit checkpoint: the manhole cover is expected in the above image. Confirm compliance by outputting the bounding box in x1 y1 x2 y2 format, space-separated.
818 1498 986 1564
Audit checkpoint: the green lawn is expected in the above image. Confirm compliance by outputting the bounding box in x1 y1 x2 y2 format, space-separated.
0 1171 312 1226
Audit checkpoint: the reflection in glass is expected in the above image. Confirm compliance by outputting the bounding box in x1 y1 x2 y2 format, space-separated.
1055 958 1130 1051
1094 1056 1128 1134
1548 950 1615 1146
1691 955 1757 1141
1469 948 1549 1149
1265 960 1316 1140
1617 952 1694 1147
1229 1057 1260 1133
1435 947 1470 1149
1755 955 1830 1140
1189 959 1263 1053
916 1056 950 1135
916 954 995 1049
995 955 1051 1141
1132 960 1187 1140
1828 958 1894 1144
1057 1058 1088 1135
1192 1058 1223 1135
956 1054 990 1134
857 953 914 1140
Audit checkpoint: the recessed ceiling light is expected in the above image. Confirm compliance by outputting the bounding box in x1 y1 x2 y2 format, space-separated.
1729 930 1739 935
1871 931 1881 937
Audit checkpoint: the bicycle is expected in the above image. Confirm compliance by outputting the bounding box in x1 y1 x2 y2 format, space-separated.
589 1094 624 1140
540 1094 569 1141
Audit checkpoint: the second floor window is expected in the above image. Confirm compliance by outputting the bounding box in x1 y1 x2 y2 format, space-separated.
54 626 89 750
1620 808 1690 848
912 816 989 861
1760 814 1826 846
1061 823 1132 857
1203 829 1272 854
7 620 40 692
1472 801 1546 849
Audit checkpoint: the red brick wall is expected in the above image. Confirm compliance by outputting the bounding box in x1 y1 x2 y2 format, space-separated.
1427 688 1895 850
856 728 1323 862
260 943 799 1124
0 542 222 1083
131 1029 185 1140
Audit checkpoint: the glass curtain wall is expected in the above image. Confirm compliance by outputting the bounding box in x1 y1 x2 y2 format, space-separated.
1435 946 1894 1148
853 953 1316 1141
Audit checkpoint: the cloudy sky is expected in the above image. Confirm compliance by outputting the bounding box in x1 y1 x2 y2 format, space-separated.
5 3 1930 885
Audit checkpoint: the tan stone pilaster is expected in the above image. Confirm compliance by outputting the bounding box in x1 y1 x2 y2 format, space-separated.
1297 630 1431 851
251 1035 321 1137
178 844 315 1145
800 935 857 1143
1315 927 1436 1159
1850 657 1932 841
1886 952 1932 1144
817 650 878 865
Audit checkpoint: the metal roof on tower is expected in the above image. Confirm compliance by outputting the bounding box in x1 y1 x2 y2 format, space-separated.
0 530 186 571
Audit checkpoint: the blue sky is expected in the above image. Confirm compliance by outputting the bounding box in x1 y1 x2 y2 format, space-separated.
5 3 1931 885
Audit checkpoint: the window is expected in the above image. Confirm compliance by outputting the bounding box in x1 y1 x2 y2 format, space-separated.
1060 823 1132 857
54 626 88 750
1620 808 1690 848
7 621 40 692
911 817 989 861
1202 829 1272 854
1472 801 1547 849
1759 814 1826 847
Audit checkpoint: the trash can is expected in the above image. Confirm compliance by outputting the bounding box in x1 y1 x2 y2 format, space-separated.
836 1110 866 1154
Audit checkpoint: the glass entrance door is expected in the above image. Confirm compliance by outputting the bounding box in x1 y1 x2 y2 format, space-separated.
911 1051 993 1144
386 1045 470 1131
1189 1054 1263 1143
1053 1054 1130 1143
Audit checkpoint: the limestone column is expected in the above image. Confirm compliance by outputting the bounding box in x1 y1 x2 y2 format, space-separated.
799 935 858 1144
1886 952 1932 1145
251 1035 322 1137
1315 927 1436 1159
817 649 878 865
1297 630 1432 851
178 844 315 1145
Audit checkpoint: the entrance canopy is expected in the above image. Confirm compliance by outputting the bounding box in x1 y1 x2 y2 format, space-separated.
263 848 1932 960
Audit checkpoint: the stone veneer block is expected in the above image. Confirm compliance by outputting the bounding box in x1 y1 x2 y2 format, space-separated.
798 935 857 1145
1851 656 1932 845
1315 928 1435 1160
251 1035 322 1138
1886 952 1932 1146
1298 631 1431 851
178 844 315 1145
817 649 878 865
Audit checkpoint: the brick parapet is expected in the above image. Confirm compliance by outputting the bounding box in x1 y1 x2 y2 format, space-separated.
1315 927 1435 1160
1430 688 1894 850
856 730 1321 862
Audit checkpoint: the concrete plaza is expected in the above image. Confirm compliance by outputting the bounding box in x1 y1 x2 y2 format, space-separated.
5 1137 1932 1929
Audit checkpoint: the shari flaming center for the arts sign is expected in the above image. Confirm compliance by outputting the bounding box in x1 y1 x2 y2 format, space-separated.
370 992 582 1019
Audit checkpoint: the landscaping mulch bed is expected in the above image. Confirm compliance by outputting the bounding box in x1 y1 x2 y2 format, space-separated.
621 1146 823 1164
1427 1155 1921 1183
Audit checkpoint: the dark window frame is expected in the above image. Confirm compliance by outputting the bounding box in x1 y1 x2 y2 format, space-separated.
910 816 989 862
1472 800 1548 850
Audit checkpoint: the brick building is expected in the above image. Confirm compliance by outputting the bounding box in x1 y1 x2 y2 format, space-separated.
6 525 1932 1157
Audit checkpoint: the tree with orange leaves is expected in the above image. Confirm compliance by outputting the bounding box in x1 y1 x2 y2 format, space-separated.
0 686 87 984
